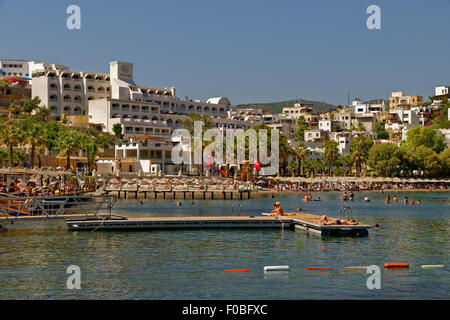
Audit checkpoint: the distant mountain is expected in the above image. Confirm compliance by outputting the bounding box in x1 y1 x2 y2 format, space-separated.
235 99 338 114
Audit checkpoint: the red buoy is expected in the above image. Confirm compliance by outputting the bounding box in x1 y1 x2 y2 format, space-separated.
384 263 409 268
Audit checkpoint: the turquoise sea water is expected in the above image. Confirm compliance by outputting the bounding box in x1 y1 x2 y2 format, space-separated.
0 191 448 299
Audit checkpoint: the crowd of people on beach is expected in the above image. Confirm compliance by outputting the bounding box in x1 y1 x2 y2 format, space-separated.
266 181 449 192
0 177 96 197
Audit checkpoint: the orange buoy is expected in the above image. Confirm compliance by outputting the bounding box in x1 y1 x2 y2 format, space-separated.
374 227 380 230
384 263 409 268
225 269 250 272
307 267 332 270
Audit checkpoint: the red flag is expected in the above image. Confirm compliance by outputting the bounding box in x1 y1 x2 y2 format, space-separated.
208 152 213 168
254 158 261 171
220 169 228 177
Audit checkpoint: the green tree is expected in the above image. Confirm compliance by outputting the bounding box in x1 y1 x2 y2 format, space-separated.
287 160 299 176
0 79 11 95
292 144 309 176
45 121 68 151
293 117 307 142
368 143 401 176
412 145 440 177
79 133 99 172
356 122 366 131
0 149 8 168
278 133 292 175
431 101 450 129
19 118 48 169
56 129 81 170
13 150 27 168
404 126 446 153
438 148 450 177
112 123 124 140
322 140 339 174
350 135 374 175
373 122 389 139
0 122 23 168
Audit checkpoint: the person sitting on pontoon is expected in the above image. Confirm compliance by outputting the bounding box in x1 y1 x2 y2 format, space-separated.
270 202 284 216
319 215 358 225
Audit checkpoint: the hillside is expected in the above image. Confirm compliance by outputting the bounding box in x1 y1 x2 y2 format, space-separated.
236 99 337 114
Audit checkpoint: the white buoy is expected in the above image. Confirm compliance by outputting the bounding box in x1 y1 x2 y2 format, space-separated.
421 265 445 268
264 265 290 272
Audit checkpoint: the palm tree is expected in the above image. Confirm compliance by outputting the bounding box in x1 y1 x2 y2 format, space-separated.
0 122 23 168
0 149 8 168
19 118 48 169
322 140 339 175
278 133 291 176
13 151 27 168
292 144 309 176
350 135 373 176
56 130 81 171
78 133 99 172
287 160 298 176
0 79 10 95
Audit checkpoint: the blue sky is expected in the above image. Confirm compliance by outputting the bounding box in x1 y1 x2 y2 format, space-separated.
1 0 449 105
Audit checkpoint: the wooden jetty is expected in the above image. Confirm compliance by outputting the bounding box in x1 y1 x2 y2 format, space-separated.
104 185 252 200
66 213 371 237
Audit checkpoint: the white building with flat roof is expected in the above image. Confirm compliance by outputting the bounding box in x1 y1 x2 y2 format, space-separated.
31 64 110 117
0 60 30 79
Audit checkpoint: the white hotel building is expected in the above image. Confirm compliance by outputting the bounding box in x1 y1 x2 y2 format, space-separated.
30 60 251 137
31 64 111 117
88 61 248 138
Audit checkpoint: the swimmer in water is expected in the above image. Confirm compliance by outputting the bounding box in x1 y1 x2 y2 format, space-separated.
404 196 408 204
364 196 370 202
140 200 143 205
416 200 421 204
343 192 348 201
177 201 182 206
393 195 398 203
385 195 390 204
296 205 302 211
